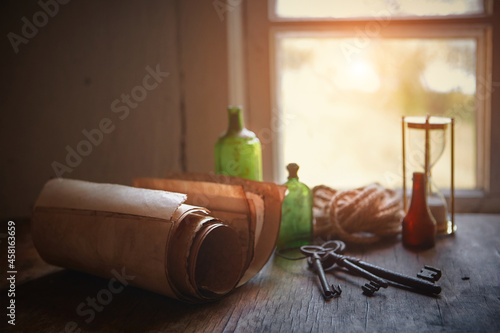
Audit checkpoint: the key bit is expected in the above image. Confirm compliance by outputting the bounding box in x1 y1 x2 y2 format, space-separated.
331 284 342 297
417 265 442 282
362 281 381 296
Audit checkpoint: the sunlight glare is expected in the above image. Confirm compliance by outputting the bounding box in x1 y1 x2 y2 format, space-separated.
334 61 380 93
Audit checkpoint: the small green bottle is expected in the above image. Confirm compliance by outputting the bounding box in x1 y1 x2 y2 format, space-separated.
215 106 263 181
277 163 313 250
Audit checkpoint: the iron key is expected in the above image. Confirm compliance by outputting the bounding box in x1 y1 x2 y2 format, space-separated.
345 257 442 295
307 253 341 299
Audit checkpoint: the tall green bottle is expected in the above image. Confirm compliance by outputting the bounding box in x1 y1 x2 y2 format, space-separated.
277 163 313 250
215 106 263 181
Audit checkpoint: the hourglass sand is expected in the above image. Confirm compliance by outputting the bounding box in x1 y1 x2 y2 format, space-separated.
402 115 456 235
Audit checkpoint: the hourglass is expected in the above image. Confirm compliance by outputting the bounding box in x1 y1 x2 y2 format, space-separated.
402 115 456 235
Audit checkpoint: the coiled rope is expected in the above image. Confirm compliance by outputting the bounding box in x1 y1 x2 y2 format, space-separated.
313 184 404 244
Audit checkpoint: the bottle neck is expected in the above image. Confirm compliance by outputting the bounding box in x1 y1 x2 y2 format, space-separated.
227 107 245 133
409 172 428 211
286 163 299 180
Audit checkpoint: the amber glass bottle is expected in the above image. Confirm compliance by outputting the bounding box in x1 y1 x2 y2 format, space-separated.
214 106 263 181
402 172 436 249
276 163 313 250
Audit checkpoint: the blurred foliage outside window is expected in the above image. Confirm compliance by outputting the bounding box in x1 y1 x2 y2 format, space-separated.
278 37 476 189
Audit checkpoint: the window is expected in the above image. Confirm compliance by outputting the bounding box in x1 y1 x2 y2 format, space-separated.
276 35 479 190
244 0 499 212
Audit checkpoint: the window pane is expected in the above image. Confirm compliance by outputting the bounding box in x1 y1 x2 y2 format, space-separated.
275 0 484 19
277 36 476 190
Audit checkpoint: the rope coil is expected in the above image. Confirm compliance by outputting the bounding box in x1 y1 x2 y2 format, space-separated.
313 184 404 244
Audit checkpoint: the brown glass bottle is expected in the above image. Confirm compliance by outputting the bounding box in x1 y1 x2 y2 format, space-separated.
402 172 436 249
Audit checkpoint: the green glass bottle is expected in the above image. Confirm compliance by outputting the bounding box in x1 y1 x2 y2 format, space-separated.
277 163 313 250
215 106 263 181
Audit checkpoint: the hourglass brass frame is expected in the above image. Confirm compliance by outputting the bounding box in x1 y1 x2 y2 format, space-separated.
402 115 455 234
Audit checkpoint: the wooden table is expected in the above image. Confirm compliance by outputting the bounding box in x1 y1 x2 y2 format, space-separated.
1 214 499 332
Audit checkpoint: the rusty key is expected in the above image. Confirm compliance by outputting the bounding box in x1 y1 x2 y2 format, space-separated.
344 257 442 295
301 241 441 297
308 253 336 299
301 247 341 299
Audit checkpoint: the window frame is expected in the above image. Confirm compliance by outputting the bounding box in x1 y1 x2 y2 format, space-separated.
243 0 500 213
268 0 493 22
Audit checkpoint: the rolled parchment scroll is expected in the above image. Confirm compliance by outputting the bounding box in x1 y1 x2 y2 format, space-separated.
32 176 284 303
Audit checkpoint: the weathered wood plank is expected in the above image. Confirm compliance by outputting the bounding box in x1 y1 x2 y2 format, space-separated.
1 214 499 332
